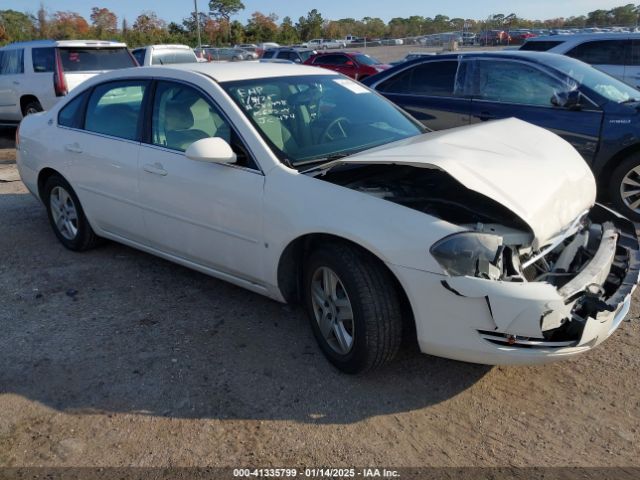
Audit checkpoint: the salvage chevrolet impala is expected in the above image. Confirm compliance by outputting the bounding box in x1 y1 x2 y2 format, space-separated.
16 63 640 373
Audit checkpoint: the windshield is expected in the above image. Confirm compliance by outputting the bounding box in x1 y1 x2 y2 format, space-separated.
223 75 424 166
298 50 314 62
546 55 640 103
58 47 135 71
354 54 380 66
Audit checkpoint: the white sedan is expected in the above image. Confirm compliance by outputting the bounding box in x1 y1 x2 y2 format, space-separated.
16 62 640 373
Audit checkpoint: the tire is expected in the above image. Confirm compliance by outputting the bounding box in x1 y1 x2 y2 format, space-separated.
609 153 640 221
303 243 403 374
23 99 43 117
43 175 101 251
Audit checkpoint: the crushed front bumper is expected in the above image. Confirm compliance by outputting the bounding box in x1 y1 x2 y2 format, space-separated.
392 204 640 365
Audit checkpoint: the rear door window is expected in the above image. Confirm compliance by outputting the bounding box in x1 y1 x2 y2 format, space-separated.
58 48 136 72
377 61 458 97
314 54 346 65
566 40 629 65
32 47 55 72
85 80 148 140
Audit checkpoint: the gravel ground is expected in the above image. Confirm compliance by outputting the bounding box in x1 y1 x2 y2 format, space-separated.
1 123 639 470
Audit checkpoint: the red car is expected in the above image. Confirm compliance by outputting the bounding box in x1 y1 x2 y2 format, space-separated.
304 52 390 81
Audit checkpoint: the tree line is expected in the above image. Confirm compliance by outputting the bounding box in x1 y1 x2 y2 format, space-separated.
2 2 640 47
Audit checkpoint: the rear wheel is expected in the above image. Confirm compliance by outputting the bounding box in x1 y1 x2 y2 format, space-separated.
22 99 43 117
609 153 640 221
44 175 101 251
303 243 403 374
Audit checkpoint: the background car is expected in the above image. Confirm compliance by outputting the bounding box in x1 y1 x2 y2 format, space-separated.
303 39 346 49
132 44 199 66
520 33 640 87
16 62 639 373
234 44 260 59
0 39 136 124
305 52 390 81
363 50 640 220
261 47 317 63
477 30 512 46
203 47 253 62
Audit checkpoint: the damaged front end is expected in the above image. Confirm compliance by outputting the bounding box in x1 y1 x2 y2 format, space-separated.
318 164 640 351
447 205 640 350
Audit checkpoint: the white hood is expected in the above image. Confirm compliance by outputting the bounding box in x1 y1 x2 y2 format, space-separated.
324 118 597 247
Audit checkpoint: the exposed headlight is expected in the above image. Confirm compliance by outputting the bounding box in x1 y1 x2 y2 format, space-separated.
430 232 503 278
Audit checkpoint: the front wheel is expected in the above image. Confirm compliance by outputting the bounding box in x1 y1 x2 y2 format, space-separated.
609 154 640 221
44 175 101 251
304 243 403 374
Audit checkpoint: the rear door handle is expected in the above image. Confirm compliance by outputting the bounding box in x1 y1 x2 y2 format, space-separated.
64 143 82 153
12 81 20 85
143 163 168 176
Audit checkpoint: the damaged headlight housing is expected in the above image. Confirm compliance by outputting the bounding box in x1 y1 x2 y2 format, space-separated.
430 232 503 278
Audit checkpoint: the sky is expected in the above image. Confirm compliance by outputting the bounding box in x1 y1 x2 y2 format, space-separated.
8 0 635 24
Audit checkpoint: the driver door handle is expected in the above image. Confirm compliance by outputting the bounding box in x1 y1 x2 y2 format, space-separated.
143 163 168 176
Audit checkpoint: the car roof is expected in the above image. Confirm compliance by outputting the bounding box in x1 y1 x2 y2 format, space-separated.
526 33 640 42
148 44 193 50
165 61 339 82
402 50 573 61
268 47 314 51
1 39 127 49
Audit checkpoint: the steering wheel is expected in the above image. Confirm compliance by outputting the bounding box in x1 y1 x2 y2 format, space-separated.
321 117 351 142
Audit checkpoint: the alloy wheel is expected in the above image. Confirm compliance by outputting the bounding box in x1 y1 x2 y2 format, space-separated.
620 166 640 213
310 266 355 355
50 186 79 240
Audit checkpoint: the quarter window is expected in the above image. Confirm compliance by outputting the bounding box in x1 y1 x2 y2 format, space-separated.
0 49 24 74
630 40 640 66
472 60 564 107
32 47 55 72
567 40 629 66
58 91 89 128
85 80 148 140
378 61 458 97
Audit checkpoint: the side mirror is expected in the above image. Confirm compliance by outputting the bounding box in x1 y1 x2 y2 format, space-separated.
552 90 582 110
185 137 237 164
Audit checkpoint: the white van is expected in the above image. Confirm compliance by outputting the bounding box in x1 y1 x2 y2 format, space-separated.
131 44 199 66
0 40 136 124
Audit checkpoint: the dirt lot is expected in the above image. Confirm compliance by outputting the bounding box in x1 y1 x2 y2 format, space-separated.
1 124 639 470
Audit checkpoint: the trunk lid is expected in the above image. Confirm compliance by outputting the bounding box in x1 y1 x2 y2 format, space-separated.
313 118 596 248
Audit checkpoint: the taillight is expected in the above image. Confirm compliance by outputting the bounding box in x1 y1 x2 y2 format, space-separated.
53 48 68 97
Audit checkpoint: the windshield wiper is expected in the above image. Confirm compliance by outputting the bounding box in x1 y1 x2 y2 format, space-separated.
297 150 359 169
620 98 640 104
